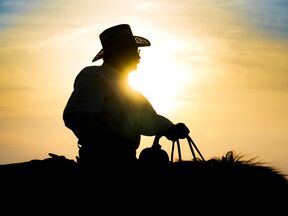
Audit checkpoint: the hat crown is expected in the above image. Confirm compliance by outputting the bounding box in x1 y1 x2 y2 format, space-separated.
100 24 137 54
100 24 134 42
92 24 150 62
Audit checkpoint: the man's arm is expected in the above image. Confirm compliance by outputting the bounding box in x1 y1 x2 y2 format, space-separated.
139 112 174 136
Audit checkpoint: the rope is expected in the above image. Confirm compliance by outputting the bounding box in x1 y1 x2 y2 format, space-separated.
170 135 205 162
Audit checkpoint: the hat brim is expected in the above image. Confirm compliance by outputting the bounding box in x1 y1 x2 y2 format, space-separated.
92 36 151 62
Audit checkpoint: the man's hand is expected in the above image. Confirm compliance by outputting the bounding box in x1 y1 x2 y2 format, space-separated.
165 123 190 141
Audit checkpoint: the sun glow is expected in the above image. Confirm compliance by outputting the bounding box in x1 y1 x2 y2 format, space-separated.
129 49 189 114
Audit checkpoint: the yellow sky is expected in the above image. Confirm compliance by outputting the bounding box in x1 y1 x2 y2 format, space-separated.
0 0 288 176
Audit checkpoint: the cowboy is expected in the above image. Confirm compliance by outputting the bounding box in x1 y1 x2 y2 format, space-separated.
63 24 189 168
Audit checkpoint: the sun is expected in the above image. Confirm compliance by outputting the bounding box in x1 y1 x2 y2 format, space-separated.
128 48 189 114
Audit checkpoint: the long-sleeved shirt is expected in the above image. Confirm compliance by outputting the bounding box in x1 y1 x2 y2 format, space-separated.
63 63 173 149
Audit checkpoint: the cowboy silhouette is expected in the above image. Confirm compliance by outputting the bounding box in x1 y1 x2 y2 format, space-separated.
63 24 189 168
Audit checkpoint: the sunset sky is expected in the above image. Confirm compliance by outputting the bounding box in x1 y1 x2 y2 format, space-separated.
0 0 287 176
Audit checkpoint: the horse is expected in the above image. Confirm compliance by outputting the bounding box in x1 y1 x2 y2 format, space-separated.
0 138 287 214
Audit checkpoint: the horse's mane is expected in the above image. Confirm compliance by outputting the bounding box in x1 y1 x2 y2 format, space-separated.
169 151 287 191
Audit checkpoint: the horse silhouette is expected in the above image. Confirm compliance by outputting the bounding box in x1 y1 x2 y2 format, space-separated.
0 138 287 214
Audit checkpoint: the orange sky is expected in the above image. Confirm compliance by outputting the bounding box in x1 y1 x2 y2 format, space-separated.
0 0 288 176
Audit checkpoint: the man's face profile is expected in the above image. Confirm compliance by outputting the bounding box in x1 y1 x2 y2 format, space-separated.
120 47 141 73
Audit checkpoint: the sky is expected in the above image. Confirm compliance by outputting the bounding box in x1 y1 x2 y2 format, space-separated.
0 0 287 176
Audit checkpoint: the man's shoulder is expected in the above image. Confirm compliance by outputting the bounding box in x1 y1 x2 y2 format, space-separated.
80 65 101 74
76 65 105 79
129 88 150 103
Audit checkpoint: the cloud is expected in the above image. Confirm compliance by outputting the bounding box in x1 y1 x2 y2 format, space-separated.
0 0 46 30
0 84 31 92
235 0 288 39
0 0 39 15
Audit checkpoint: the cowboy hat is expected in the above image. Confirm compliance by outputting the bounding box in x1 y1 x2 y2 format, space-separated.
92 24 151 62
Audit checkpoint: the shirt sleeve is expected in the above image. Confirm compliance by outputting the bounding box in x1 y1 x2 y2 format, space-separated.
131 92 174 136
